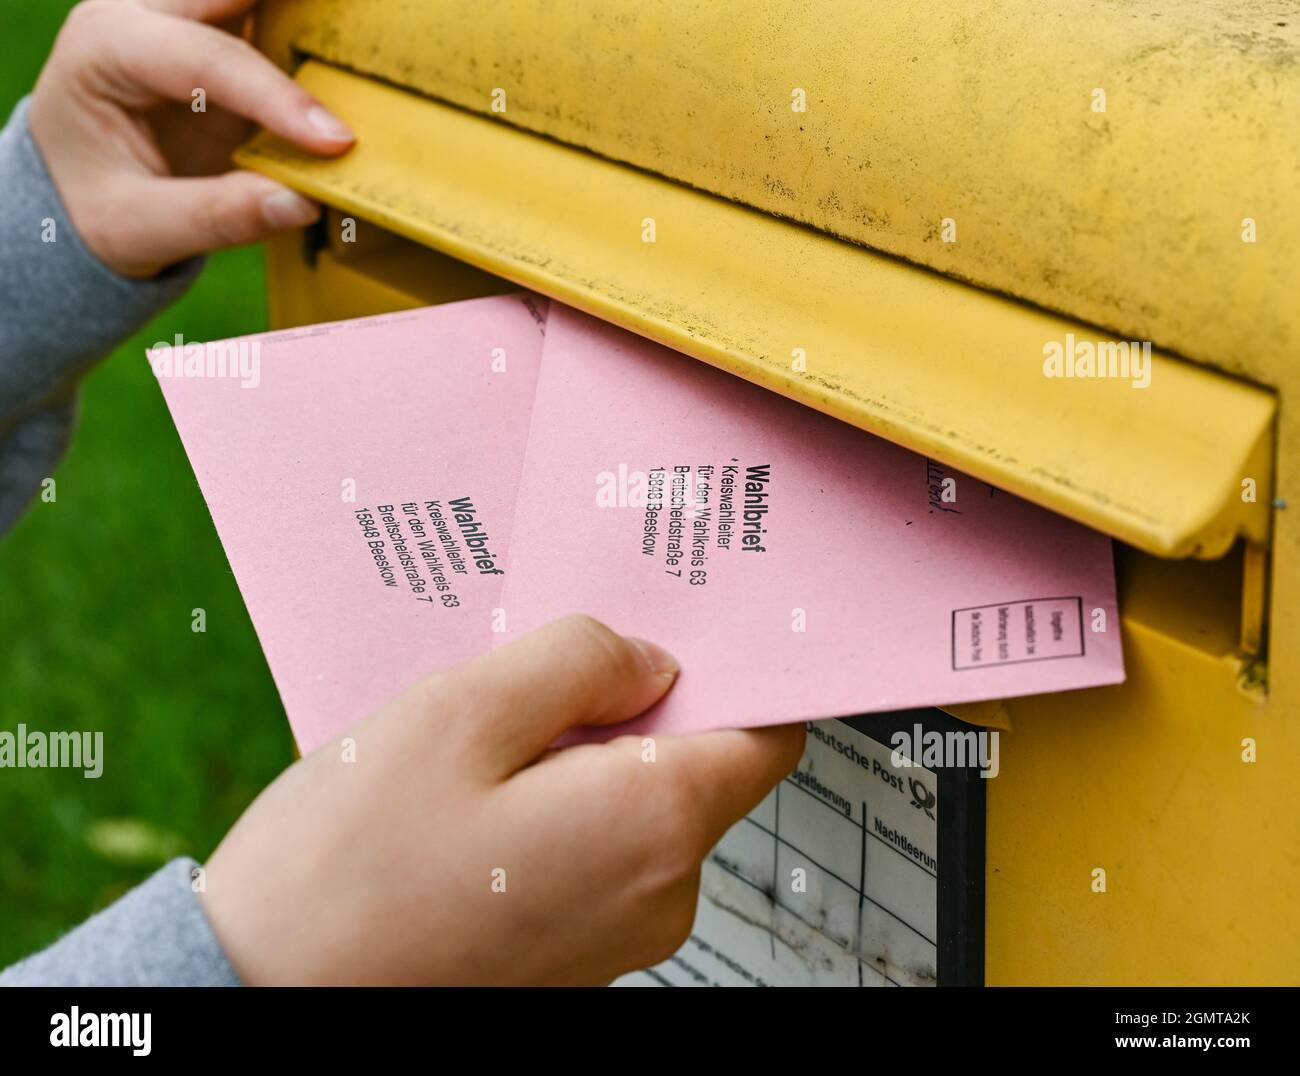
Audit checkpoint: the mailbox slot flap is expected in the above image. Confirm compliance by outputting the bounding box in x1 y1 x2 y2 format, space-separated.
237 60 1276 561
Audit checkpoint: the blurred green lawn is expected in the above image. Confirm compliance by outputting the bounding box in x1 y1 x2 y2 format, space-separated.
1 2 293 965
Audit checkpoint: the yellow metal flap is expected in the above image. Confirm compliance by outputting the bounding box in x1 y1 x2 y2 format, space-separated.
236 60 1275 559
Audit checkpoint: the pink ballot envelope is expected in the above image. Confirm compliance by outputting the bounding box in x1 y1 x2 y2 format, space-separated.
154 295 548 753
499 306 1125 739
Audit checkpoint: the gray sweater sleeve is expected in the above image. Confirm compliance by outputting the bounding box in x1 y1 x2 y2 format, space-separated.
0 100 240 986
0 859 242 987
0 95 203 534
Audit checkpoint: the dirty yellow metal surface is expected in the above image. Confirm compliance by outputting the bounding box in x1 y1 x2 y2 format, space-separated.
986 616 1287 986
260 0 1300 392
237 61 1275 562
246 2 1300 984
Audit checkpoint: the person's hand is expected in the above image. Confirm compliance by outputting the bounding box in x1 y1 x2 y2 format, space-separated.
28 0 353 279
199 615 805 985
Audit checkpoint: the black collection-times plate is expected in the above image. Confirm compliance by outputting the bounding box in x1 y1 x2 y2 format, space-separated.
837 707 987 988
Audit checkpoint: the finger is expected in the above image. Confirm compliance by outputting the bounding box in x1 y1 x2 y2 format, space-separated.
109 171 319 275
643 724 807 852
136 0 258 21
92 6 354 155
443 615 680 774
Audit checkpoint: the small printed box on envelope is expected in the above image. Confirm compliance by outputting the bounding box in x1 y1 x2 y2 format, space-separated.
951 597 1086 671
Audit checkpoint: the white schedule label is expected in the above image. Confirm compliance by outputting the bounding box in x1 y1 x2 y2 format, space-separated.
617 720 939 987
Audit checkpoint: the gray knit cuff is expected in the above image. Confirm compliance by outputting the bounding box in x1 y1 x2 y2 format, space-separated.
0 858 242 987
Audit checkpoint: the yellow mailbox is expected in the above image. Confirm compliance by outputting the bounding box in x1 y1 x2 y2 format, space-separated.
234 0 1298 985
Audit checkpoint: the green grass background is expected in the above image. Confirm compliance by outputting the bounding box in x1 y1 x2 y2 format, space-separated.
1 2 293 965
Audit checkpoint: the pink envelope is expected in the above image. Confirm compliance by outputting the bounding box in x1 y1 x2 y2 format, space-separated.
498 306 1124 739
153 295 548 752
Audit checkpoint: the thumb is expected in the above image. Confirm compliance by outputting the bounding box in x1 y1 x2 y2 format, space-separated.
110 172 319 276
520 722 807 867
442 615 680 776
644 724 808 851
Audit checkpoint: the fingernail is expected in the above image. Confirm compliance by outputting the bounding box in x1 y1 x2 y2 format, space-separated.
262 188 320 229
306 105 355 143
629 637 680 679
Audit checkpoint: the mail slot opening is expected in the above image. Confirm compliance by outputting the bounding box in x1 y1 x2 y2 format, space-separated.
1116 539 1260 668
266 212 1269 702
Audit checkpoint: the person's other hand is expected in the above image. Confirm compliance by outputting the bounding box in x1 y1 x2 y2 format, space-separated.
200 615 806 985
29 0 353 279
